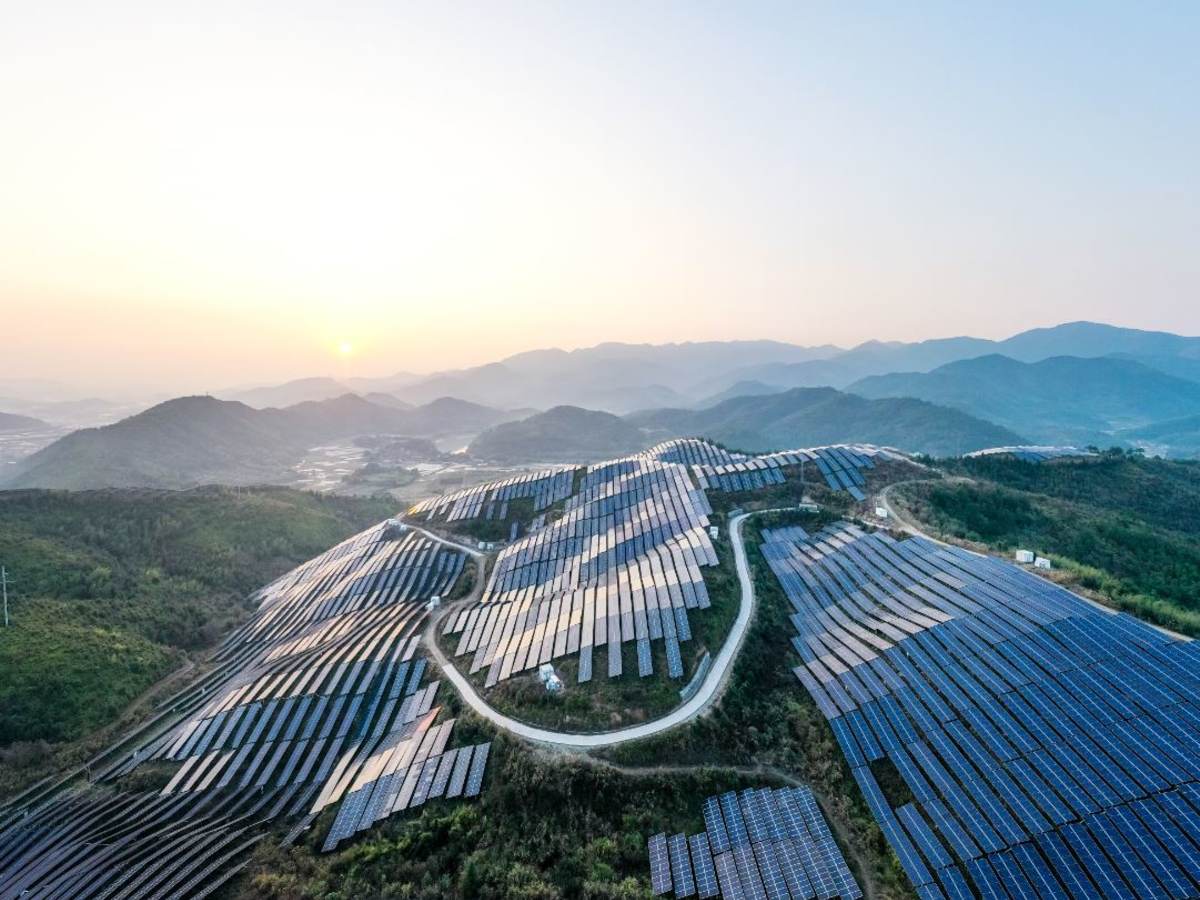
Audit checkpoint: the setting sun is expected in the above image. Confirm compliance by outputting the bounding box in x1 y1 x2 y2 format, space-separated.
337 341 354 357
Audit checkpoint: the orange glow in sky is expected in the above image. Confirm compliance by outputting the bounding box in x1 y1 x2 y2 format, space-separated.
2 3 1197 396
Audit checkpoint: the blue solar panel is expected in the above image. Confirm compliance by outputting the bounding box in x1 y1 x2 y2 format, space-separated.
757 519 1200 900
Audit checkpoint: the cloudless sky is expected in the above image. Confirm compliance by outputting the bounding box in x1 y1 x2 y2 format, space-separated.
2 1 1197 394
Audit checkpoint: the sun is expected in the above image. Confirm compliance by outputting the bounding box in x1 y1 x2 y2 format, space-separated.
337 340 354 357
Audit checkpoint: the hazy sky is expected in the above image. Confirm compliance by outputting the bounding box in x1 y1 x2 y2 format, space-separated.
2 1 1198 395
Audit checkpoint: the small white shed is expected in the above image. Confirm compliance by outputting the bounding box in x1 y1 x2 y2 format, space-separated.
1015 549 1035 564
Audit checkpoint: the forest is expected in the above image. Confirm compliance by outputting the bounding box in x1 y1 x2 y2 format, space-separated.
0 487 394 750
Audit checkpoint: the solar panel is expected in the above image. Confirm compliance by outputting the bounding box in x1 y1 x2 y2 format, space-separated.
654 787 862 900
445 745 473 798
668 833 695 897
688 833 719 898
464 742 490 797
759 519 1200 900
713 851 745 900
649 833 672 896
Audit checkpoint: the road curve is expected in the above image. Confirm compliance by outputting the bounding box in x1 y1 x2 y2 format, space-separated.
417 510 780 749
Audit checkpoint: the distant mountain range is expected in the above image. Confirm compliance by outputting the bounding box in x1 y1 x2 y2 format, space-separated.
705 321 1200 396
848 354 1200 447
211 322 1200 418
627 388 1023 456
3 395 522 490
468 406 647 463
7 320 1200 487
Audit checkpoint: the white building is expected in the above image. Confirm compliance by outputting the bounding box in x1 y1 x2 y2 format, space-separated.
875 506 889 519
1034 557 1052 570
1015 549 1035 564
425 594 441 611
537 663 563 693
709 525 719 540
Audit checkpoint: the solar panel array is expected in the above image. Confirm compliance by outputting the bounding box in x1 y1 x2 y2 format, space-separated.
762 520 1200 900
408 467 577 522
963 445 1097 463
444 454 718 685
648 787 862 899
644 438 749 468
0 525 490 897
0 786 280 900
687 445 903 502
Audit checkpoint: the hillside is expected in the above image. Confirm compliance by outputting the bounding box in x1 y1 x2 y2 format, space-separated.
628 387 1022 456
3 394 519 489
1121 413 1200 458
895 451 1200 635
849 354 1200 446
396 395 523 436
0 411 48 432
225 376 353 408
468 406 648 462
0 487 393 753
5 396 309 489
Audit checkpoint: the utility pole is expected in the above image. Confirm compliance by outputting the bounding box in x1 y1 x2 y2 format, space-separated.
2 566 9 627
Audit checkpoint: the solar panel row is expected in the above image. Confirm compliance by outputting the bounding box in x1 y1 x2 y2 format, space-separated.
687 444 899 502
763 520 1200 900
445 454 719 686
409 467 577 522
962 445 1096 463
648 787 863 899
1 522 490 894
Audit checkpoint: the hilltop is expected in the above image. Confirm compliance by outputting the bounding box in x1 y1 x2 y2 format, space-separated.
0 411 49 432
628 387 1023 456
848 353 1200 446
3 394 521 490
468 405 647 462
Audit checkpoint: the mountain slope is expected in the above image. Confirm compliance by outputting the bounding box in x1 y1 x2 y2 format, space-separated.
0 411 49 432
468 406 647 462
226 377 353 408
5 397 311 489
393 341 837 412
628 387 1022 456
1121 414 1200 458
848 354 1200 445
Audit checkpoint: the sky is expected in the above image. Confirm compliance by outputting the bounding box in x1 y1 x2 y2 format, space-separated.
2 1 1198 396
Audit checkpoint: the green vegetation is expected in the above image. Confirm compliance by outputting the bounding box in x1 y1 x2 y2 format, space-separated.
895 452 1200 636
595 512 914 899
0 486 395 750
230 729 770 900
447 497 537 544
